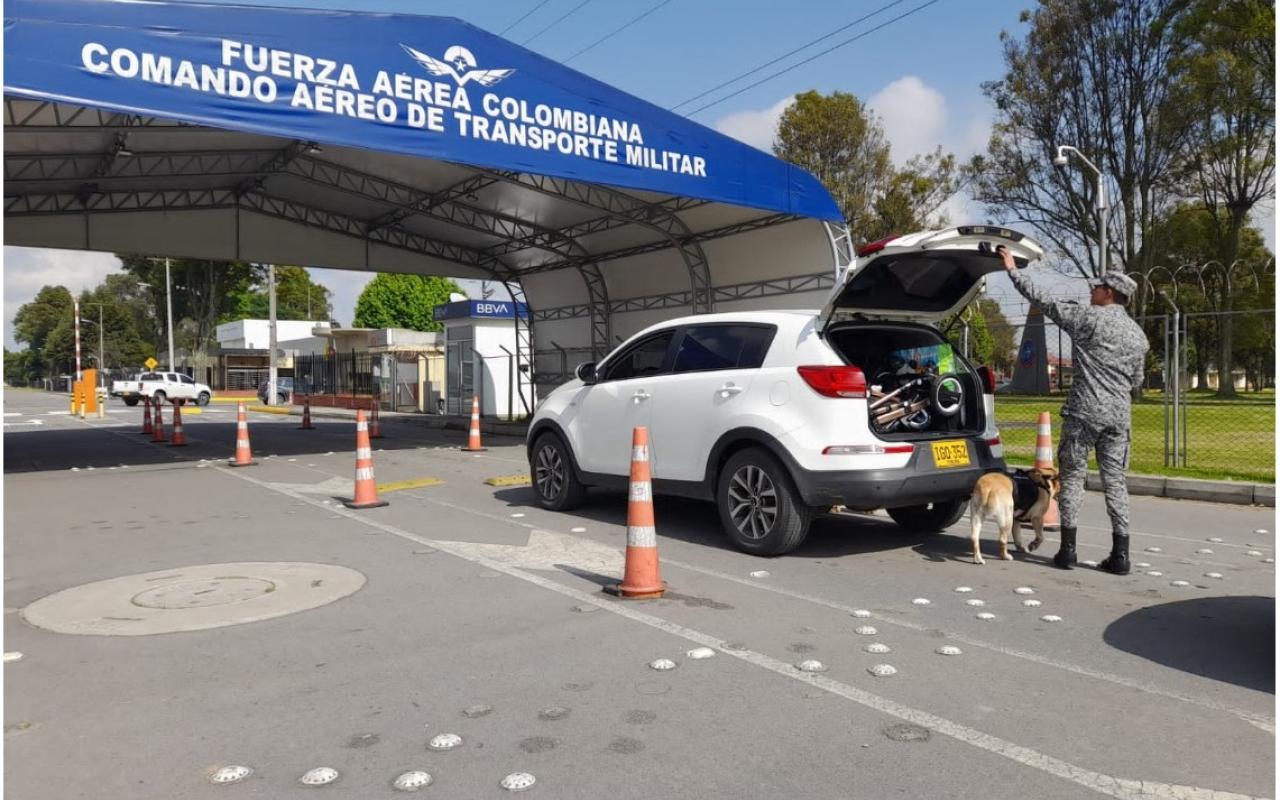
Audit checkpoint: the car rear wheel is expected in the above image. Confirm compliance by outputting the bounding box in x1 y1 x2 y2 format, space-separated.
531 433 586 511
197 391 211 406
717 447 811 556
887 499 966 532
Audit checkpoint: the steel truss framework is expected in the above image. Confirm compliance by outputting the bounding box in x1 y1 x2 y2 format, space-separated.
5 98 842 399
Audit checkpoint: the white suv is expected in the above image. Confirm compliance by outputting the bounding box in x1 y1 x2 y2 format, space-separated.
527 226 1043 555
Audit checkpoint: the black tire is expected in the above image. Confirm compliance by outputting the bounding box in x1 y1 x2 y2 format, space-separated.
276 393 288 405
887 498 967 532
123 397 139 407
198 391 211 406
152 390 167 405
530 433 586 511
716 447 811 556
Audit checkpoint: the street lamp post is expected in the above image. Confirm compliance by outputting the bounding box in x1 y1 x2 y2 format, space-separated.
1053 145 1108 278
146 257 177 371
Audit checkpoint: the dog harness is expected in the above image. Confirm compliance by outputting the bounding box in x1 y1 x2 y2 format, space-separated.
1010 470 1043 521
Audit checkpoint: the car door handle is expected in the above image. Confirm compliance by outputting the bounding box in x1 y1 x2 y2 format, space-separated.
632 390 650 403
718 384 744 397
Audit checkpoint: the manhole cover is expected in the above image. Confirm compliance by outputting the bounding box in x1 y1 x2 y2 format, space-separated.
132 578 275 609
21 563 365 636
883 723 930 742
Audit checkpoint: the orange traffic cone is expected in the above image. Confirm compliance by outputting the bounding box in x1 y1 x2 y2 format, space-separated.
369 399 384 439
151 400 168 442
299 398 315 430
229 401 255 467
140 396 154 435
461 395 486 452
1034 411 1060 530
344 410 388 509
608 426 666 599
169 400 188 446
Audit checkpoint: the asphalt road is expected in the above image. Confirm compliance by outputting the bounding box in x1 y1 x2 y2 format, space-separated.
4 387 1275 799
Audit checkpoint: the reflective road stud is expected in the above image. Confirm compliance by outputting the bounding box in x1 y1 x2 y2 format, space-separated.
461 395 486 452
229 402 255 467
608 426 665 599
345 410 388 509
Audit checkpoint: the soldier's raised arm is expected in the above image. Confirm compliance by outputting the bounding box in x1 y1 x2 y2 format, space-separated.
997 245 1084 335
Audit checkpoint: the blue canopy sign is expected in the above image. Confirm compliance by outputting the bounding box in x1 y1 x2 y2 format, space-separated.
6 0 841 221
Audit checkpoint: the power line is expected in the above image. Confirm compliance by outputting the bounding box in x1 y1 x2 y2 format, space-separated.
684 0 944 118
565 0 676 64
670 0 906 111
500 0 556 35
522 0 596 46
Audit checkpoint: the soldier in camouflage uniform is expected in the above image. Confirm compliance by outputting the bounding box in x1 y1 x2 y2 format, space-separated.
997 246 1148 575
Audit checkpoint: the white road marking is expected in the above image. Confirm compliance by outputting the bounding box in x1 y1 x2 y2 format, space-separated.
216 465 1270 800
3 412 22 417
3 419 44 426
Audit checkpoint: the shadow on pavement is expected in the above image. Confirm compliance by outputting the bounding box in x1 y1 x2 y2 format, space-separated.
490 485 939 560
1102 595 1275 693
2 419 525 474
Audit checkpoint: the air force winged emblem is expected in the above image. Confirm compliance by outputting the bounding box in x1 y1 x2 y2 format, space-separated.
401 44 515 87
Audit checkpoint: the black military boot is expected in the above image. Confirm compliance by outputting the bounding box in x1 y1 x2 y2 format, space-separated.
1052 526 1077 569
1099 533 1131 575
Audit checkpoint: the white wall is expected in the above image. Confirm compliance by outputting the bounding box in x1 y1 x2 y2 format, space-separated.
475 319 518 419
216 320 329 349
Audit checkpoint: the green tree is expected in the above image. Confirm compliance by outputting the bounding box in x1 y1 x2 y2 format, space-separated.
79 279 155 374
1172 0 1275 396
5 348 40 386
227 266 333 321
117 255 259 360
968 0 1191 285
353 274 464 332
773 91 961 245
13 285 74 360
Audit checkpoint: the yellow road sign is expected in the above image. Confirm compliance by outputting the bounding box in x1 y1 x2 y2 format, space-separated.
144 357 158 370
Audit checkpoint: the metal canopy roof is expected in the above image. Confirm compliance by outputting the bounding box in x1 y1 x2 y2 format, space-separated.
4 0 852 401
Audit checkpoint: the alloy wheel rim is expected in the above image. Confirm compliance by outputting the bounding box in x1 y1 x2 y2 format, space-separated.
535 445 565 499
727 465 778 540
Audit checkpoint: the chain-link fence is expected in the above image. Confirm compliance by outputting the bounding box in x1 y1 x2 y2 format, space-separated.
982 309 1274 483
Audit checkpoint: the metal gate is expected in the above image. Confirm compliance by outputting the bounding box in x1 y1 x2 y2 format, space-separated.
446 324 477 415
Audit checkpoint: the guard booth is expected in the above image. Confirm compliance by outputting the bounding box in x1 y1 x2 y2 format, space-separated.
434 299 529 418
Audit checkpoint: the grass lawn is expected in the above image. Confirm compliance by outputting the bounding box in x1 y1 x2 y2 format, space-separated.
995 390 1275 483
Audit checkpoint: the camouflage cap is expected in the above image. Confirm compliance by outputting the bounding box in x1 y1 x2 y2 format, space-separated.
1089 271 1138 301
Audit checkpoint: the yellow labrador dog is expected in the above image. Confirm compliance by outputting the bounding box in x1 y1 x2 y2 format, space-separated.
967 467 1061 565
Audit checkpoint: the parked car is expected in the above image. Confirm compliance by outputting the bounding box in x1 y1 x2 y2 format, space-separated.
114 371 213 406
526 226 1044 556
258 377 294 405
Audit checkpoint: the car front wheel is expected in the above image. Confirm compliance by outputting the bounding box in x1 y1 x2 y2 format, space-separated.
530 433 586 511
717 447 811 556
123 397 139 407
887 499 966 532
152 390 167 405
197 392 211 406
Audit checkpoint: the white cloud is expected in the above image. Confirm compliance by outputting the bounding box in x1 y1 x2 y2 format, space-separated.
868 76 948 165
713 96 795 153
4 247 122 349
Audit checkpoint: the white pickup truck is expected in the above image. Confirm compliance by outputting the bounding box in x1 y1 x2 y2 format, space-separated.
112 371 213 406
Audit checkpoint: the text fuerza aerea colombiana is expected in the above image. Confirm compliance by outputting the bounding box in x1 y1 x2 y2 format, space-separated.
78 39 709 177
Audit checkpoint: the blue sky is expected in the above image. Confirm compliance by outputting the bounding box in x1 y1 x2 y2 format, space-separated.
6 0 1260 350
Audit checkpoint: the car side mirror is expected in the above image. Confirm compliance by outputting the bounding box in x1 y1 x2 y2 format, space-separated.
575 362 598 385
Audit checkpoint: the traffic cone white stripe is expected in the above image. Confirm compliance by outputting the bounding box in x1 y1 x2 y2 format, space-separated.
356 447 372 460
627 526 657 548
631 445 649 463
355 467 374 481
629 482 652 502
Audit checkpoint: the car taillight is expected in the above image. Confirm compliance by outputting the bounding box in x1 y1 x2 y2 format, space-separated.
823 444 914 455
976 366 997 394
856 235 900 257
797 365 867 398
986 436 1001 447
